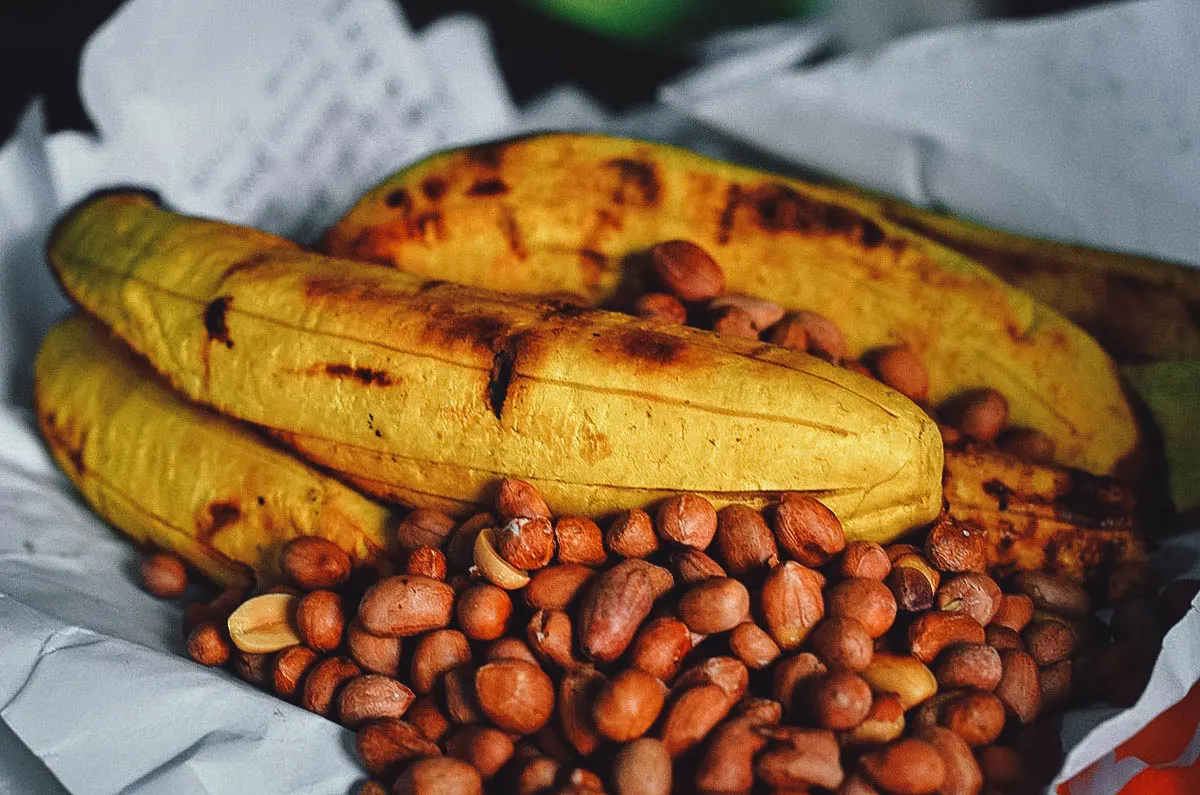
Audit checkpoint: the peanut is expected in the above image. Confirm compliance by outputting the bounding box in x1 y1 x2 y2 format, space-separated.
809 671 873 730
279 537 351 589
659 684 729 757
498 516 555 569
456 583 512 641
1024 619 1077 666
772 653 827 713
669 548 727 584
729 622 782 670
186 621 231 666
942 691 1006 746
874 346 930 402
755 727 844 790
828 577 897 638
338 674 415 726
526 609 575 667
355 718 441 776
472 526 531 590
917 725 983 795
678 577 751 634
935 643 1002 691
761 561 825 650
694 717 765 793
712 305 758 338
656 493 718 549
811 616 873 672
444 726 514 781
445 513 490 570
410 630 472 695
300 656 360 717
862 653 937 710
443 665 482 725
1013 572 1091 619
392 757 481 795
140 552 189 598
1041 659 1073 711
629 617 693 681
984 624 1024 652
231 649 271 686
271 644 318 700
554 515 607 566
227 593 303 653
840 541 891 581
773 493 845 566
844 692 905 746
558 665 607 757
957 390 1008 443
937 573 1001 626
998 427 1056 462
675 656 750 704
496 478 551 521
909 612 985 663
524 564 596 610
593 668 667 741
577 559 659 663
714 504 779 576
605 509 658 559
925 517 986 574
790 311 846 362
995 650 1042 724
634 292 687 325
346 618 403 676
861 738 945 795
358 575 455 637
991 593 1035 631
404 546 447 580
295 589 345 651
710 293 784 331
650 239 726 302
396 508 456 551
484 637 539 665
612 738 672 795
474 659 555 734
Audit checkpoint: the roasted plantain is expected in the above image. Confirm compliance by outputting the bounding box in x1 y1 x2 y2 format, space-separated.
47 193 944 542
34 315 395 588
324 133 1139 479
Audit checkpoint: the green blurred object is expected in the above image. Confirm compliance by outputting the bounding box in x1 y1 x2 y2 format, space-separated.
1121 361 1200 518
524 0 820 44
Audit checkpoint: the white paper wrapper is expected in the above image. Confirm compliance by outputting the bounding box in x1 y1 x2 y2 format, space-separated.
1 0 1198 791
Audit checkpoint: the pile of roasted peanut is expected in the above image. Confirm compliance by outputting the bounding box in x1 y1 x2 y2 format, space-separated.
632 239 1053 463
135 476 1199 795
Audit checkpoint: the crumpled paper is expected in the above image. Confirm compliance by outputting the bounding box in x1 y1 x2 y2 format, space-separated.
1 0 1198 792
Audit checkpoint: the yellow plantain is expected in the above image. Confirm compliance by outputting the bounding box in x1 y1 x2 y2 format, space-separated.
48 193 943 542
856 194 1200 364
34 315 395 589
942 447 1145 582
323 133 1138 479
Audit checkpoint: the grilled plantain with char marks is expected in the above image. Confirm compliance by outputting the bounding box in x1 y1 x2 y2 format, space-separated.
324 133 1139 479
46 193 944 542
34 315 395 589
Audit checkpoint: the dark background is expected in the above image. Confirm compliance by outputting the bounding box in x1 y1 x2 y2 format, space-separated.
0 0 1102 143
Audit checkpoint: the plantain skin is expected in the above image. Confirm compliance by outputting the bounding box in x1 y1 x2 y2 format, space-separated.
34 315 395 589
47 194 943 542
324 133 1138 479
858 195 1200 365
942 448 1145 583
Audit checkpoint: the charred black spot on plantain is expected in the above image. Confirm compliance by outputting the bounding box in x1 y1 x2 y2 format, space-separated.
324 364 394 386
384 188 412 210
421 177 447 201
200 501 241 543
467 179 509 197
606 158 660 206
486 336 521 421
204 297 234 348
